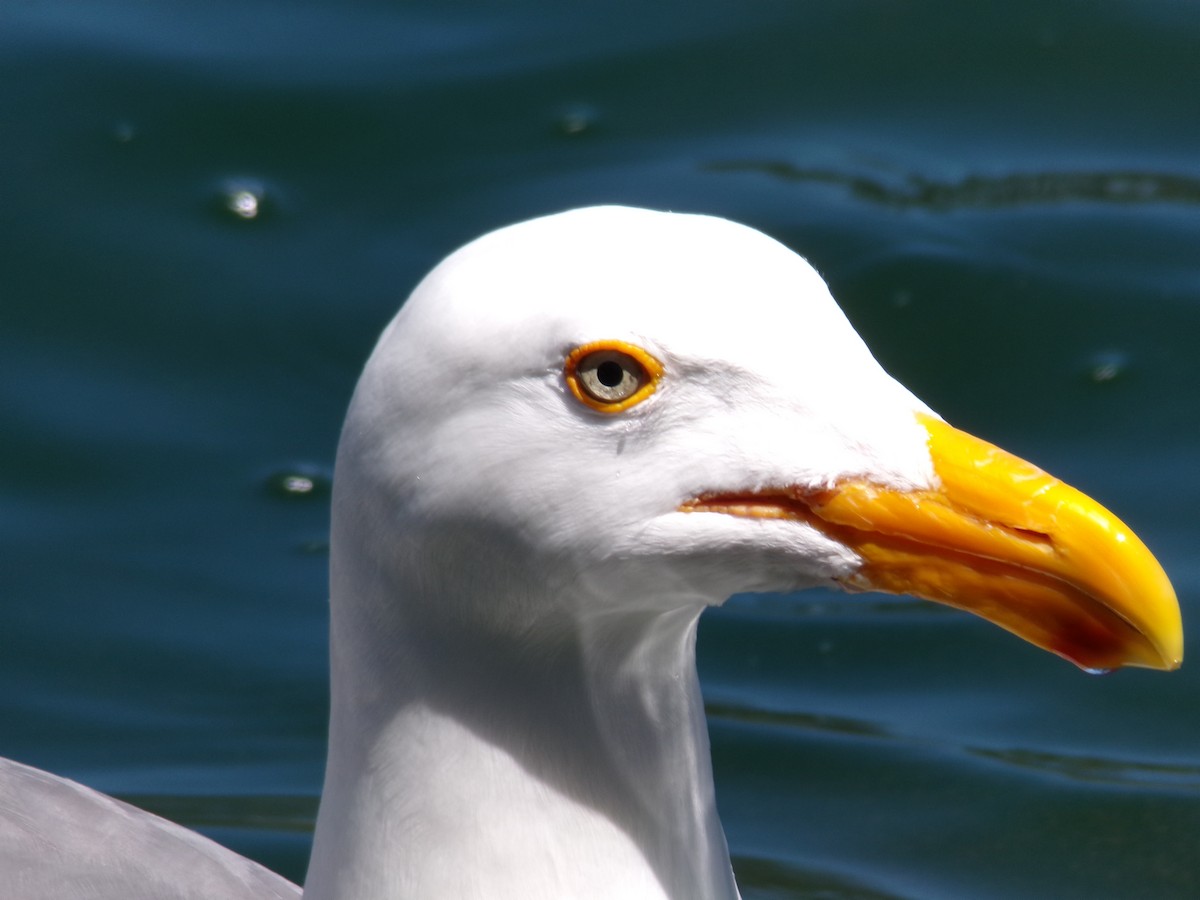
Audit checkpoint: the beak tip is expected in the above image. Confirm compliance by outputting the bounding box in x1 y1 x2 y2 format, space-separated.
1061 624 1183 673
1158 639 1184 673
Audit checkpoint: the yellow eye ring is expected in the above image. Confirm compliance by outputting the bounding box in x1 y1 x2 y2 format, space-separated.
564 340 663 413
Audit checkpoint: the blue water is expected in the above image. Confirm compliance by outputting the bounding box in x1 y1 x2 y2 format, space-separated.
3 1 1199 896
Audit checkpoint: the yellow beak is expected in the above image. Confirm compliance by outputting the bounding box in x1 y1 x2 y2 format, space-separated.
686 413 1183 672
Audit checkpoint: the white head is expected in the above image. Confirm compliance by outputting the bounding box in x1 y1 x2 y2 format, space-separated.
336 207 936 631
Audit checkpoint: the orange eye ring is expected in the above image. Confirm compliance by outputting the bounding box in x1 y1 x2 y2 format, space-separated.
564 340 663 413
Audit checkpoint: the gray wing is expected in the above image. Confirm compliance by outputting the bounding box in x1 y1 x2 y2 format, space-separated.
0 757 302 900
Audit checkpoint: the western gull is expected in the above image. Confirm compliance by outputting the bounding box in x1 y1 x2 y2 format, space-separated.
1 206 1182 900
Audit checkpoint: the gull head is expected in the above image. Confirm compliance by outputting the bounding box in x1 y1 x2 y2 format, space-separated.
335 205 1181 672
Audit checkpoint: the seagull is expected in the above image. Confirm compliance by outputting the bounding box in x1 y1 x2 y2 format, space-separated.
2 206 1182 900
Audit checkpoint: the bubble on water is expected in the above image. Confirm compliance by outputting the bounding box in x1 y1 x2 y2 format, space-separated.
1082 666 1114 677
264 465 331 500
212 177 278 222
228 190 259 219
282 474 314 494
224 181 265 219
1085 350 1128 384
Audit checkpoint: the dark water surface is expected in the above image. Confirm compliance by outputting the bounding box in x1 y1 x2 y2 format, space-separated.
3 1 1199 897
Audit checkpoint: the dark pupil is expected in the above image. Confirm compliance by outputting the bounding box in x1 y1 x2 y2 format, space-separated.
596 360 625 388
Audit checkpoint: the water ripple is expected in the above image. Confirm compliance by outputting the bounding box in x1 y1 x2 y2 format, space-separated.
966 746 1200 791
705 161 1200 210
733 855 911 900
707 701 892 740
708 695 1200 796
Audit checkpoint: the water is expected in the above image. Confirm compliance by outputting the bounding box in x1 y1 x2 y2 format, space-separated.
3 1 1199 896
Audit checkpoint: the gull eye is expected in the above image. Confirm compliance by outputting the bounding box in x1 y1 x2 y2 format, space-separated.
579 352 641 401
564 340 663 413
